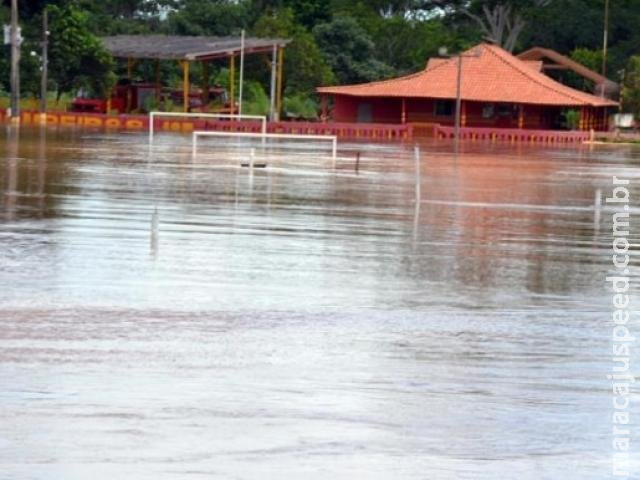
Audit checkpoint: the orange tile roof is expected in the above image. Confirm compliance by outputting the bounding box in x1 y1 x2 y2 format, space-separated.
317 43 617 107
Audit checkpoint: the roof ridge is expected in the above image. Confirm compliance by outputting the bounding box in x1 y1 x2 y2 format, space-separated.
483 44 604 106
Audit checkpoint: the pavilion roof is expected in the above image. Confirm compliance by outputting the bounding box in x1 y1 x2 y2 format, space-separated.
517 47 617 87
101 35 289 61
317 43 618 107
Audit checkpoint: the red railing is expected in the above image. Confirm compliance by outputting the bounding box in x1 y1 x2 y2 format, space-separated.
434 125 591 144
3 110 592 144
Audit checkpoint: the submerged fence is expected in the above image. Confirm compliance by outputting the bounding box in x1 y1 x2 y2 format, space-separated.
433 125 591 144
2 109 598 145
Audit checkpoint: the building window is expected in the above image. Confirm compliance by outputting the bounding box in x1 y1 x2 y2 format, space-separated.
482 104 495 119
434 100 454 117
497 103 517 118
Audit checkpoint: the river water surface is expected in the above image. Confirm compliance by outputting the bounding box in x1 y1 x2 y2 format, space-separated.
1 127 638 479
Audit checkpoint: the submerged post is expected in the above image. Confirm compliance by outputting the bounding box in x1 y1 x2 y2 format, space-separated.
332 138 337 169
150 207 159 257
594 187 602 230
414 145 421 204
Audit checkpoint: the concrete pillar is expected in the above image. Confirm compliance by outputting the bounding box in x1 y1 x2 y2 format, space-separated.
181 60 190 113
269 44 277 122
229 55 235 115
276 47 284 121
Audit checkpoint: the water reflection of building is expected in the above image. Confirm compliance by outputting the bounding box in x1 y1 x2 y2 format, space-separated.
401 148 600 301
3 126 51 221
4 126 19 221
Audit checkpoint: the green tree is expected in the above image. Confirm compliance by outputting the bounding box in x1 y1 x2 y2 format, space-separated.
166 0 250 36
372 16 457 74
252 0 331 29
313 16 393 84
621 56 640 115
47 2 115 97
566 48 602 91
253 8 334 94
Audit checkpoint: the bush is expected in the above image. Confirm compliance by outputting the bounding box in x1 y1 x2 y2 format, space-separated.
283 94 317 120
241 81 269 116
562 109 581 130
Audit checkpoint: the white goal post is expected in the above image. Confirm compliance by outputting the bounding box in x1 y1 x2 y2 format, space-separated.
191 130 338 165
149 111 267 143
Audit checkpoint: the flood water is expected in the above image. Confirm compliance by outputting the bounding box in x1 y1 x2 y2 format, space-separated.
1 126 638 479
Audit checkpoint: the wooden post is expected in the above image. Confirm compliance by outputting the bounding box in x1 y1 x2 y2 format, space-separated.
401 98 406 124
518 104 524 129
320 94 328 122
229 55 235 115
181 60 190 113
579 107 586 130
276 46 284 121
461 101 467 127
202 60 210 105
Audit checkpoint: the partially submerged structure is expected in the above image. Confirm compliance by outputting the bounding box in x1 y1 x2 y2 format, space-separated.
100 35 289 117
317 43 618 131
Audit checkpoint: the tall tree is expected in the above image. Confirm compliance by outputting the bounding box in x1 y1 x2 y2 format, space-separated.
253 8 334 94
464 0 552 52
166 0 250 35
313 16 393 84
47 2 115 97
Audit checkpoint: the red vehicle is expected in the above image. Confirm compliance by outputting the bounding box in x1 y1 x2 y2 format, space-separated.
71 80 156 114
71 80 235 114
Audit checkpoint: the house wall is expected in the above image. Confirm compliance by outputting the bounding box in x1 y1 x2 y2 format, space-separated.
330 95 605 130
332 95 403 123
406 99 549 129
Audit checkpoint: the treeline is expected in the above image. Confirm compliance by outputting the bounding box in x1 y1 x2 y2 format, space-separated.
1 0 640 116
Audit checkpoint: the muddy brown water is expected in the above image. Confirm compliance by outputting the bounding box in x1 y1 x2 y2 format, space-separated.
1 126 638 479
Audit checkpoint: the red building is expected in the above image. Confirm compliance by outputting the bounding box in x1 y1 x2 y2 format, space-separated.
317 43 617 131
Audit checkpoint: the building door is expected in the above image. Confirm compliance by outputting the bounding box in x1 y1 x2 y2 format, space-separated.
357 103 372 123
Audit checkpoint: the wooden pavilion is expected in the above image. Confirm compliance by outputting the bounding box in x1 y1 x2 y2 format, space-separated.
517 47 619 99
101 35 289 118
317 43 618 131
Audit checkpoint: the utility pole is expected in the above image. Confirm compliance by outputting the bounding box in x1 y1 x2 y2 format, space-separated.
454 54 463 153
10 0 20 122
40 9 49 119
602 0 610 79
